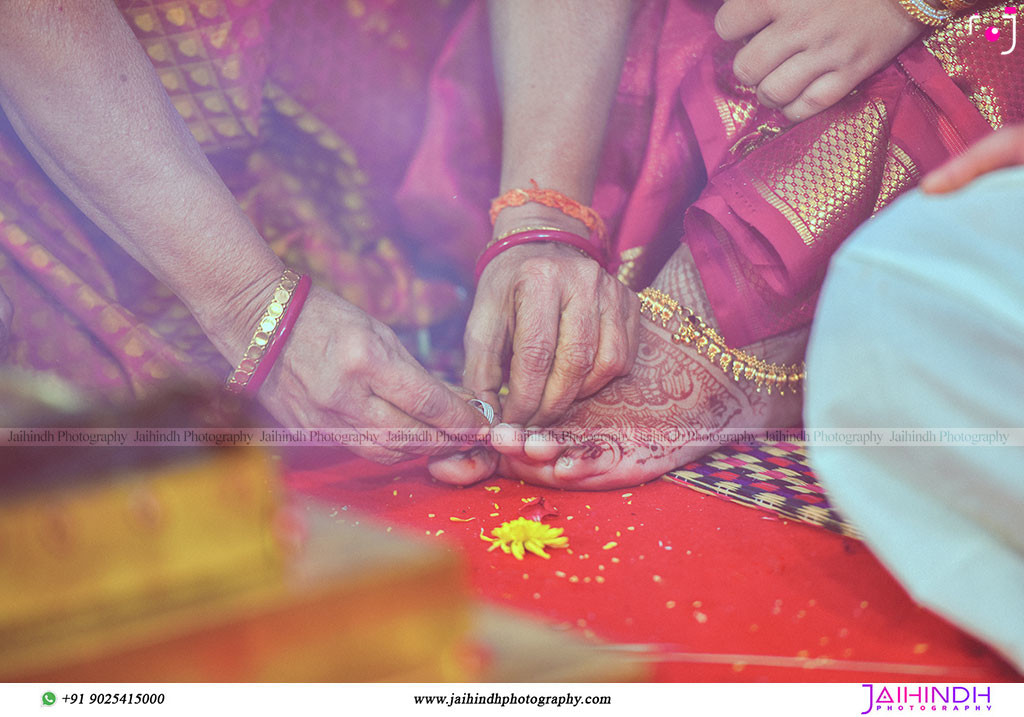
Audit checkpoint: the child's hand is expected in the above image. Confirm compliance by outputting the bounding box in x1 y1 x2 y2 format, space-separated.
715 0 923 122
922 125 1024 193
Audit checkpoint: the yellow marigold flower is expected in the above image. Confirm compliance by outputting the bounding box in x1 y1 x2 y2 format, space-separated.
481 517 569 560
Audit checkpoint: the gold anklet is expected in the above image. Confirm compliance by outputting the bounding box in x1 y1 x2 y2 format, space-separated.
895 0 952 26
937 0 975 11
637 287 806 395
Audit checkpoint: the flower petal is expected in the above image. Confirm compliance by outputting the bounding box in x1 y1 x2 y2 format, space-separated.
525 542 551 559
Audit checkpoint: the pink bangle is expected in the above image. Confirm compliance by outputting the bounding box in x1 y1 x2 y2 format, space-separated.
474 229 606 283
244 274 311 397
225 270 311 397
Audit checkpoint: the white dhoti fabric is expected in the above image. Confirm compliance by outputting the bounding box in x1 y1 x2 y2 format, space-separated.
806 167 1024 671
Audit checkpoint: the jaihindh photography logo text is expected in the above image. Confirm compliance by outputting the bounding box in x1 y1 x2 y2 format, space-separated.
860 684 993 713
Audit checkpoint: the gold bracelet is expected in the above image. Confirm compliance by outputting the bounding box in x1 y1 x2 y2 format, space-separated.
492 225 567 244
895 0 953 26
637 287 806 395
225 268 301 393
938 0 975 11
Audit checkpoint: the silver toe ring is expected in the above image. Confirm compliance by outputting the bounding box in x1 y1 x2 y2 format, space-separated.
468 398 495 424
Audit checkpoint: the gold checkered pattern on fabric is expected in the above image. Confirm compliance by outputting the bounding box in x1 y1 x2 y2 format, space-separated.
120 0 272 151
235 83 463 329
872 144 919 214
926 3 1024 129
748 98 890 248
714 96 759 144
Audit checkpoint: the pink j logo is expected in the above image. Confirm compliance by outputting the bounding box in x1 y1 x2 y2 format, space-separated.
970 7 1018 54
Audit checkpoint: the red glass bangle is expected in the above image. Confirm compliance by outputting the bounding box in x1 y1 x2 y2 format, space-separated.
243 274 311 397
474 229 606 284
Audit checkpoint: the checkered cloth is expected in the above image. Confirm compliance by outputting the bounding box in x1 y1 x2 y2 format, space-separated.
664 440 860 538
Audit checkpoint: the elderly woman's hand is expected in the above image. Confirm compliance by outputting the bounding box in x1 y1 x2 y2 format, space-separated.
0 1 488 466
244 286 490 465
465 241 640 428
428 232 640 488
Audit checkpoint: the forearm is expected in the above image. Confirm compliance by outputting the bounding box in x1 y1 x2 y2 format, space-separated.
0 0 281 363
488 0 632 237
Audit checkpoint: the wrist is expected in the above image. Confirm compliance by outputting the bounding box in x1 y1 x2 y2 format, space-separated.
223 270 311 396
491 203 590 242
484 182 609 280
191 258 286 368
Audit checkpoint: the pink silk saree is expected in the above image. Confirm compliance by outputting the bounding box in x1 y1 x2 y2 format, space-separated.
398 0 1022 347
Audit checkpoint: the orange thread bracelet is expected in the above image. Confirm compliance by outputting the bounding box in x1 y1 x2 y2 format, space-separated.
489 180 608 254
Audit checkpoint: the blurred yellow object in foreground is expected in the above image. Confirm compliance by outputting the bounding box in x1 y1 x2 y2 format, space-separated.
1 448 281 633
0 377 471 682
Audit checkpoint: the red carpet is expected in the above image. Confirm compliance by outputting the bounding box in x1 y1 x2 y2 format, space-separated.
284 450 1022 682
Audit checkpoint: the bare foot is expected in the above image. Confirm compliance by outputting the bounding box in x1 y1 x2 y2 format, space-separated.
425 382 500 485
487 318 805 489
428 245 806 488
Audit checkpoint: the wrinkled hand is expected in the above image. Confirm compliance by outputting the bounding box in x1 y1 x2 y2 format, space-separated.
715 0 922 122
256 287 488 465
922 124 1024 194
426 240 640 487
464 241 640 427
